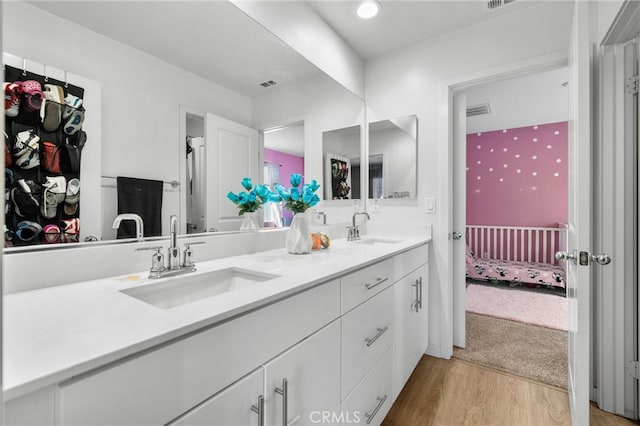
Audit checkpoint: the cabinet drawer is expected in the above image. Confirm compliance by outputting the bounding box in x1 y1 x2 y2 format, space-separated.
393 244 429 282
341 287 392 398
342 258 393 313
169 368 263 426
341 349 393 426
58 279 340 426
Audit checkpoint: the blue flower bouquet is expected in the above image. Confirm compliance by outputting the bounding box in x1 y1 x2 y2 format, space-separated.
227 177 279 215
274 174 321 214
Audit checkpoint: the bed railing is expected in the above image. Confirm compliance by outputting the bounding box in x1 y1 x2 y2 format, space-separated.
465 225 563 265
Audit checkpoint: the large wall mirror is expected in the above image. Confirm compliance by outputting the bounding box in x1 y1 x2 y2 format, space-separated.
322 125 362 201
368 115 418 200
3 0 365 251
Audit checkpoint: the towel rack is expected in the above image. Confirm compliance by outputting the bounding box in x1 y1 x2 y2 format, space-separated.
101 175 180 188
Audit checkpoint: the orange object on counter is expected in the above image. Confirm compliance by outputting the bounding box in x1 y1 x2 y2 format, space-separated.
311 233 322 250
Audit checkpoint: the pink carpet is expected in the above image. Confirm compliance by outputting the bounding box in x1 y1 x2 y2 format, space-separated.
466 283 568 331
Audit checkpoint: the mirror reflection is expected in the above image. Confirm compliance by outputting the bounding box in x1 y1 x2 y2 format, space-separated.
3 0 364 250
322 125 361 200
263 123 305 227
368 115 418 199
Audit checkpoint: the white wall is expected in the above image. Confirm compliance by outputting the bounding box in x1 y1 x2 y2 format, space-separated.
3 0 252 239
264 124 304 156
365 0 575 357
253 73 365 224
231 0 365 100
465 67 569 133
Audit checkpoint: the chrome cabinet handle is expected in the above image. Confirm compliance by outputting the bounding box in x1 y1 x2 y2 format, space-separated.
364 277 388 290
412 280 420 312
418 276 423 310
364 394 388 424
365 326 389 347
275 378 288 426
250 395 265 426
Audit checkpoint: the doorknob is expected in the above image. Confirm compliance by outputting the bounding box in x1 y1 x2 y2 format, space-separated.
591 253 612 265
451 231 463 240
555 250 577 263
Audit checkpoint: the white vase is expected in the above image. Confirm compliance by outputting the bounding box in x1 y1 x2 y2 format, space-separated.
286 212 312 254
239 211 261 231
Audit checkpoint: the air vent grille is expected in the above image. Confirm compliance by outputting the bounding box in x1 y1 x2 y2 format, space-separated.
466 103 492 117
487 0 516 10
259 80 277 88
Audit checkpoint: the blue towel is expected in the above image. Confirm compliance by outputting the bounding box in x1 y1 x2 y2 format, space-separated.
116 177 163 238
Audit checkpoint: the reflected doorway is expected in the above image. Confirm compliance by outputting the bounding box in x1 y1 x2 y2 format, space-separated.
185 113 205 234
263 121 305 227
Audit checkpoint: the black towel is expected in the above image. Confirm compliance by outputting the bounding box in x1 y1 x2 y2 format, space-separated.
116 177 163 238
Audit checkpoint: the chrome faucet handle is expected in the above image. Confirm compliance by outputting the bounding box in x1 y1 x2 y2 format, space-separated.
182 241 205 268
136 246 166 276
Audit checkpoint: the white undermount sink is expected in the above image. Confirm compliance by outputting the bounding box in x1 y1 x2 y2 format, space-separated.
354 237 401 245
120 268 280 309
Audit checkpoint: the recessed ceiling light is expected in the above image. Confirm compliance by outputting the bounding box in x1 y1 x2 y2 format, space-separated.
357 0 381 19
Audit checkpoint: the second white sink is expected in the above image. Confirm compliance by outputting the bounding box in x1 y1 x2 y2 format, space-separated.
120 268 280 309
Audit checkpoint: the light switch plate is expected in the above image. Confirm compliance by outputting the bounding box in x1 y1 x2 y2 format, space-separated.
425 197 436 213
371 199 381 213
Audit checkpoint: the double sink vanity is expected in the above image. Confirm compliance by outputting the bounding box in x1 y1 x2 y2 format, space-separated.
4 229 430 426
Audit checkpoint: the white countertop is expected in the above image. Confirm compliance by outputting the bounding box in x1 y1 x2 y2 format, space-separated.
4 235 429 401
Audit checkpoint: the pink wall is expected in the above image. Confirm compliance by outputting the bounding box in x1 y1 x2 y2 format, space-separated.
466 121 568 227
264 148 304 225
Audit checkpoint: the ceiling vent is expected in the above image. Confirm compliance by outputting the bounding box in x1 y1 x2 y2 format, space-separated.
487 0 516 11
259 80 277 88
466 103 492 117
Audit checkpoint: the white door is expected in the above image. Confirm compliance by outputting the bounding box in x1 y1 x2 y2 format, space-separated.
561 2 593 424
263 321 341 426
169 368 264 426
393 264 429 398
206 113 259 232
452 93 467 348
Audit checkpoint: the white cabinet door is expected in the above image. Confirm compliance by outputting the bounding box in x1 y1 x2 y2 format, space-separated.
264 320 341 426
170 368 264 426
393 264 429 399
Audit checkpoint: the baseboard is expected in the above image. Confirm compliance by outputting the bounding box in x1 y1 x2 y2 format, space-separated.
426 344 449 359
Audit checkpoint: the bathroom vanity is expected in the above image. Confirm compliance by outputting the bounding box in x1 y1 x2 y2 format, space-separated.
4 235 429 425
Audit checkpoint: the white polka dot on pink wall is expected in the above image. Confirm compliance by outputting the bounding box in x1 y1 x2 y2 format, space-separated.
531 186 538 191
477 160 482 165
532 171 538 176
516 169 521 174
556 158 562 163
477 176 482 180
503 148 508 152
490 148 494 153
466 167 469 171
489 168 494 172
533 138 538 142
475 189 481 193
533 125 539 130
513 136 518 141
477 133 482 136
547 145 552 149
515 154 520 158
554 172 560 177
499 178 504 182
503 164 508 168
532 155 538 160
554 131 560 135
502 130 507 133
477 145 482 149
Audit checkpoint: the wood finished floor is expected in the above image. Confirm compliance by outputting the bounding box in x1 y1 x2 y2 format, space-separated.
382 356 638 426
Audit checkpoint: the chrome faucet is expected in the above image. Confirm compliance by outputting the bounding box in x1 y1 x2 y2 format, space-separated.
317 211 327 225
167 215 181 270
347 212 370 241
136 215 205 279
113 213 144 241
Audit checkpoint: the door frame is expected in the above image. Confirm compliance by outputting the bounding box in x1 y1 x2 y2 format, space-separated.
179 105 207 235
443 51 568 359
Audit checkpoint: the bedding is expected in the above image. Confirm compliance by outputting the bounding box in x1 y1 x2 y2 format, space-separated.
465 244 566 289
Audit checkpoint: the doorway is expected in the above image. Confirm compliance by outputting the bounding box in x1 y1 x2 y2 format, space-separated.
451 65 570 388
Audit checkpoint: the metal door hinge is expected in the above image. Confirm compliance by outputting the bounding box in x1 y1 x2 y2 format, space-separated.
627 360 640 380
626 75 639 94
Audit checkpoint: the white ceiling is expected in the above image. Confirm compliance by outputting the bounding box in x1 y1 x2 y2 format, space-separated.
26 1 323 97
306 0 541 60
26 0 553 98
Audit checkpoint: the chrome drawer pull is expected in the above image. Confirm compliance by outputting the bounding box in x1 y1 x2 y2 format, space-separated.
275 378 288 426
364 277 388 290
364 326 389 347
364 394 388 424
250 395 265 426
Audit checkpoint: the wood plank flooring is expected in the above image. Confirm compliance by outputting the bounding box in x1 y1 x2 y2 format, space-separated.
382 356 638 426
